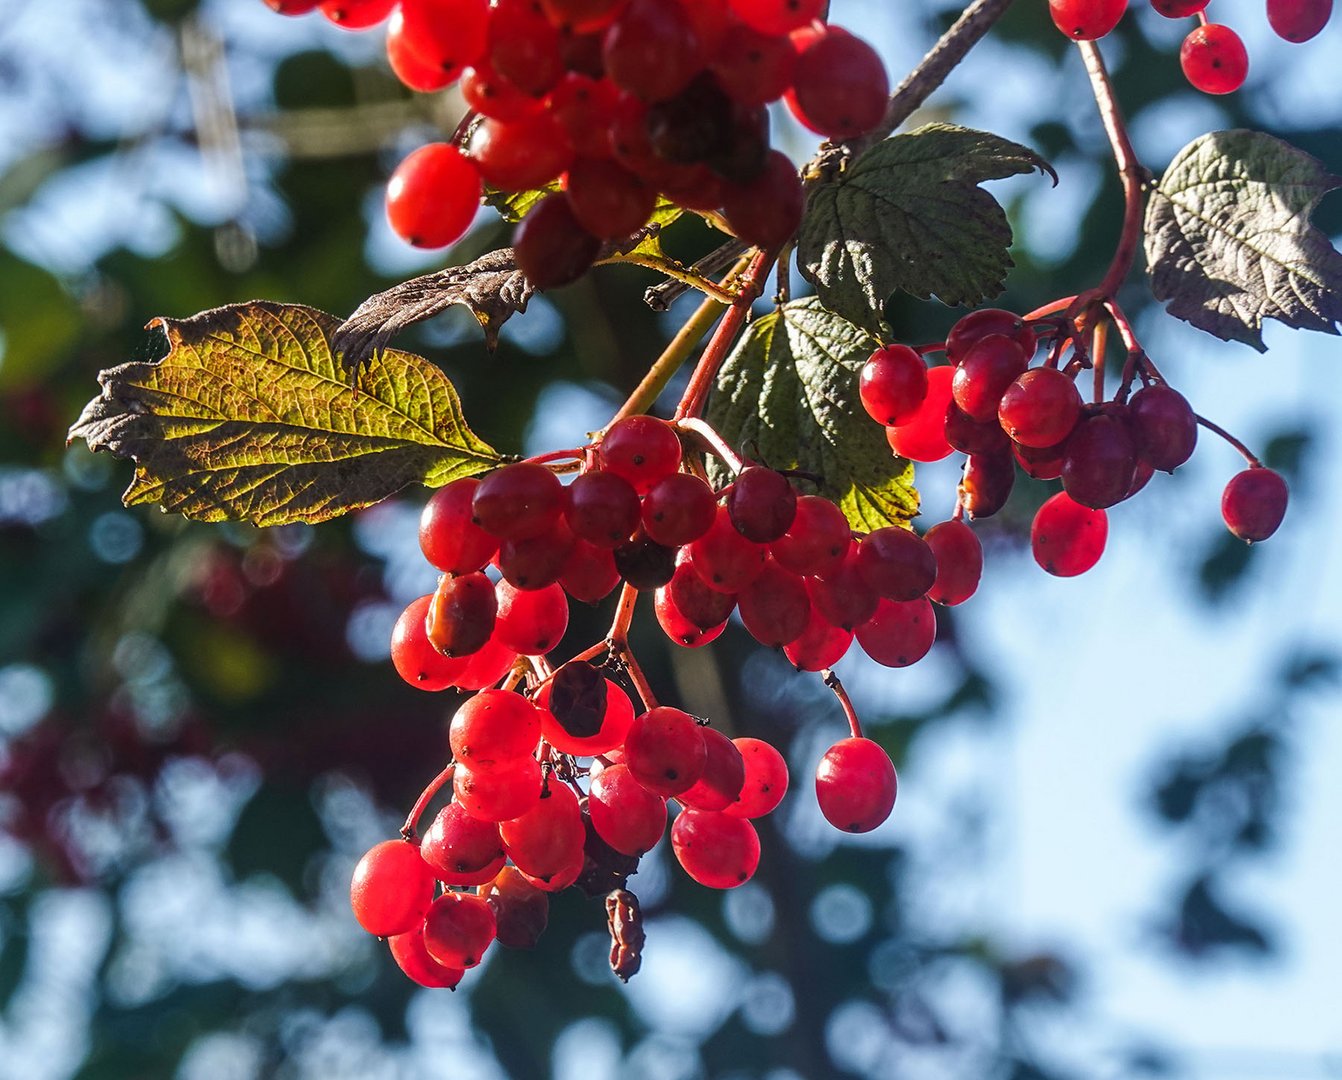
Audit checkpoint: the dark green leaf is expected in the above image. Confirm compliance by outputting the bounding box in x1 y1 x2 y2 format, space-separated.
705 297 918 530
1145 130 1342 350
68 301 501 525
798 123 1055 333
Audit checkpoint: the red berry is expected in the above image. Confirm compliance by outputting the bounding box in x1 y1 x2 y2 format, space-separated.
472 462 567 540
565 157 656 240
655 584 727 648
886 365 955 462
449 689 542 770
727 466 796 544
854 526 937 601
1013 439 1067 481
319 0 396 29
1047 0 1127 39
494 580 569 655
1061 410 1137 509
496 516 575 590
671 809 761 888
728 0 823 33
487 0 564 97
391 595 468 691
589 763 668 854
469 113 574 192
600 415 683 494
1128 384 1197 472
782 607 853 671
388 926 466 988
1267 0 1332 41
350 839 436 936
724 737 789 819
499 780 586 884
560 539 622 603
678 727 747 812
567 470 642 548
720 149 804 251
685 504 768 593
534 665 636 756
770 494 851 578
807 542 879 630
924 519 983 606
738 558 810 647
397 0 489 74
386 144 482 249
461 61 544 121
860 344 929 427
540 0 628 34
1031 492 1108 576
998 367 1082 449
602 0 705 103
422 890 497 968
453 756 544 821
1221 467 1288 542
264 0 321 14
641 472 718 547
1180 24 1248 95
420 478 498 573
945 401 1011 457
387 9 456 92
1150 0 1208 15
664 558 737 629
547 73 622 158
959 449 1016 520
710 24 797 106
945 308 1037 363
855 597 936 668
513 192 601 290
624 706 707 797
952 333 1029 422
421 802 506 886
815 737 897 833
453 636 520 691
786 26 888 139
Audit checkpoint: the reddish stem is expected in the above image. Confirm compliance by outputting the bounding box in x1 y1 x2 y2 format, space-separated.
401 763 456 839
524 447 588 468
822 670 863 740
1024 296 1077 322
674 249 772 421
1079 42 1146 299
675 416 745 474
1196 414 1261 466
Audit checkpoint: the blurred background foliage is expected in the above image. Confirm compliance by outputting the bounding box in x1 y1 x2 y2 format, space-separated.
0 0 1339 1078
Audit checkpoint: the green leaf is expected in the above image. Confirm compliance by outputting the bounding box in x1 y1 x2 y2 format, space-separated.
798 123 1055 334
705 297 919 531
1145 130 1342 351
485 182 561 224
68 301 501 525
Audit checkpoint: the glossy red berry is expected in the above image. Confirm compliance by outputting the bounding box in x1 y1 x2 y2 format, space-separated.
1047 0 1127 39
924 519 983 606
453 756 544 821
738 558 810 647
1149 0 1208 15
389 926 467 988
886 365 955 462
422 890 497 968
678 728 747 812
854 526 938 601
724 738 789 819
320 0 396 29
387 10 456 92
499 780 586 884
727 466 797 543
855 597 936 668
671 809 761 888
728 0 823 33
1180 24 1248 94
998 367 1083 449
711 24 797 106
807 543 879 630
602 0 705 103
449 689 542 770
350 839 437 936
860 345 929 426
782 607 853 671
770 495 851 578
565 157 656 239
421 802 506 886
600 416 683 494
663 558 737 630
397 0 489 74
386 144 482 249
952 334 1029 422
472 462 567 540
1221 467 1288 542
1128 384 1197 472
426 571 497 657
1061 411 1138 509
560 539 622 603
1031 492 1108 576
686 504 768 593
815 737 897 833
641 472 717 547
391 595 468 691
786 27 889 139
420 478 498 573
589 763 668 854
1267 0 1333 41
624 706 708 797
945 308 1036 363
494 580 569 655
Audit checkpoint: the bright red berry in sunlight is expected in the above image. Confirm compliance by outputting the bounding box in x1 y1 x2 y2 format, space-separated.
421 802 506 886
728 0 823 33
886 365 955 462
1047 0 1127 39
1180 24 1248 94
500 780 586 883
770 495 851 578
678 727 747 812
1222 467 1288 542
472 462 566 540
389 926 466 988
855 597 936 668
1129 384 1197 472
600 415 683 494
386 144 481 249
449 688 542 769
320 0 396 29
624 706 708 797
589 763 668 854
1149 0 1208 15
1267 0 1333 41
1031 492 1108 577
350 839 436 936
391 595 466 690
398 0 489 76
672 809 761 888
952 334 1029 422
786 27 889 139
924 519 983 606
861 344 929 427
724 737 789 819
423 890 497 968
815 737 897 833
453 756 544 821
998 367 1082 449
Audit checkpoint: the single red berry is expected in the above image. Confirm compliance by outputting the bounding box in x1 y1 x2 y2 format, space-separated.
1180 24 1248 94
1047 0 1127 39
494 580 569 655
710 24 797 107
945 308 1037 363
815 737 897 833
469 113 574 191
724 737 789 819
423 891 497 968
770 495 851 578
453 636 520 692
727 466 797 543
720 149 804 251
945 401 1011 457
472 462 567 540
397 0 489 73
589 763 668 854
998 367 1082 449
959 450 1016 520
807 543 879 630
786 26 889 139
386 9 456 92
641 472 718 547
560 539 622 604
420 478 498 573
389 926 466 988
679 727 748 812
540 0 628 34
602 0 705 103
350 839 437 936
461 61 544 121
496 515 576 590
426 571 497 658
624 706 708 797
600 415 683 494
1013 439 1068 481
565 157 656 240
1061 410 1138 509
547 73 621 158
671 809 761 888
1128 384 1197 472
782 607 853 671
860 344 929 427
1267 0 1333 41
655 583 728 648
487 0 564 97
453 756 544 821
854 526 938 601
500 780 586 884
319 0 396 29
513 192 602 290
420 802 506 886
386 144 482 249
391 595 468 691
664 557 737 630
887 365 955 462
924 519 983 607
449 688 542 770
566 470 641 548
737 558 810 647
855 597 936 668
685 505 768 593
1149 0 1209 16
1221 467 1288 542
1031 492 1108 577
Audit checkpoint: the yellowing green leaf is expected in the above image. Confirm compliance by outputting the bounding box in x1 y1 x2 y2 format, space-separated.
706 297 919 531
68 302 501 526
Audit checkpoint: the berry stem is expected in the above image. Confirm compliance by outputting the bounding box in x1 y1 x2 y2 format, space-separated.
1025 296 1078 321
599 249 740 306
1195 414 1262 466
913 341 947 356
523 448 588 467
606 581 640 653
644 240 751 312
608 294 728 428
1078 41 1147 299
822 670 863 740
674 249 773 421
1091 318 1108 403
675 416 745 474
401 762 456 839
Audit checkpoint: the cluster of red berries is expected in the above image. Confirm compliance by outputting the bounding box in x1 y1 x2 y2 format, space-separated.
1047 0 1332 95
264 0 890 286
859 307 1290 578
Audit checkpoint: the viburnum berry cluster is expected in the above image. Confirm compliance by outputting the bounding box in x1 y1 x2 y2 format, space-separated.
365 412 917 986
1047 0 1334 94
267 0 891 286
861 305 1289 578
